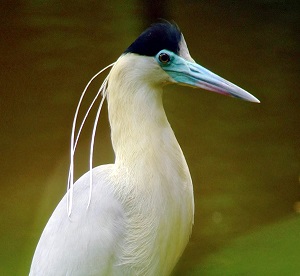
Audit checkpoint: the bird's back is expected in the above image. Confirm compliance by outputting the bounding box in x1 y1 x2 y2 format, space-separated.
30 164 126 276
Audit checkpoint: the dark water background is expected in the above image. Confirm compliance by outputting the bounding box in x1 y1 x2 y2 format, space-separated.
1 0 299 274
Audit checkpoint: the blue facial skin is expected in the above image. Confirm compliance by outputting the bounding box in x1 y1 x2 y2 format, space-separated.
155 49 199 87
155 49 260 103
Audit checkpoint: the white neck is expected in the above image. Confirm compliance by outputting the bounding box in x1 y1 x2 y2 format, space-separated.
106 54 194 275
107 54 173 166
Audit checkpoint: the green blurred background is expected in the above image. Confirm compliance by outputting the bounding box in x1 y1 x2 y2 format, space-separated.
1 0 299 275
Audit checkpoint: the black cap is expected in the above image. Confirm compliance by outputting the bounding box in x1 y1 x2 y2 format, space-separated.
124 21 182 57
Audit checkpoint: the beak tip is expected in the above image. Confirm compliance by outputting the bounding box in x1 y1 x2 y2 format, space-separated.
238 91 260 103
249 96 260 104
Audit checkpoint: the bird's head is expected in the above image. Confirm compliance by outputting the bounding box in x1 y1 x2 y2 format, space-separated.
122 20 259 103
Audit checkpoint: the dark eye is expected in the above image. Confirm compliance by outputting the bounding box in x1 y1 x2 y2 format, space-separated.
158 52 170 64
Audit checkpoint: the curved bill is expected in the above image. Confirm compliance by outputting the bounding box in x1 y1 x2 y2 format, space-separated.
157 50 260 103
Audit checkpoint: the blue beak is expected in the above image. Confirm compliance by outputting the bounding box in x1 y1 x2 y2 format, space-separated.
155 50 260 103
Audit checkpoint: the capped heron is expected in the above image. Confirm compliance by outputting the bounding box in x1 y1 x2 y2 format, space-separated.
30 21 259 276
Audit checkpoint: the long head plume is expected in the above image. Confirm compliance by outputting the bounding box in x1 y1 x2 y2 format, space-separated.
67 62 115 217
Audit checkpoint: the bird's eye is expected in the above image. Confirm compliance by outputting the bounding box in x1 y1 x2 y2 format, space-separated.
159 53 170 64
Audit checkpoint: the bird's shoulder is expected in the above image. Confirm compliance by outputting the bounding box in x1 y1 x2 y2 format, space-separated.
60 163 125 222
30 164 126 275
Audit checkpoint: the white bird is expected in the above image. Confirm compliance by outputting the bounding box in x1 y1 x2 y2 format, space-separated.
30 21 259 276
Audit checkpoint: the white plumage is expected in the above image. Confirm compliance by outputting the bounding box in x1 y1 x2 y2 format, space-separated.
31 53 194 276
30 21 258 276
